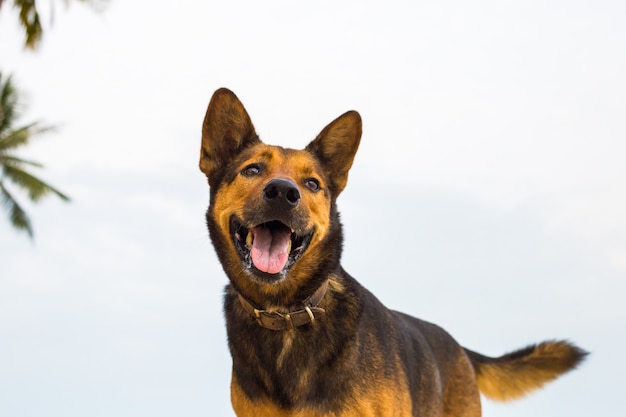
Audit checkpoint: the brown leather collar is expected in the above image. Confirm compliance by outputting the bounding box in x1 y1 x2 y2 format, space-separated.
237 280 329 331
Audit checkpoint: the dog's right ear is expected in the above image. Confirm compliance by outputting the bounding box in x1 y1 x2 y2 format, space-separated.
200 88 260 186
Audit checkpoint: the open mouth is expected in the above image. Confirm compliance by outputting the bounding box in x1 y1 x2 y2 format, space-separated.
231 218 313 276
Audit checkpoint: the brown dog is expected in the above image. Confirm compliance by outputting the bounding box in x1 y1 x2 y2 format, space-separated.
199 88 587 416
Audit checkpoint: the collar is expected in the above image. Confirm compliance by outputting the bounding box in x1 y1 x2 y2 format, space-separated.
237 280 329 331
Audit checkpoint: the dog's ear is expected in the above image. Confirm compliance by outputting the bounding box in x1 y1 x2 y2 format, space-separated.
200 88 260 186
306 111 362 196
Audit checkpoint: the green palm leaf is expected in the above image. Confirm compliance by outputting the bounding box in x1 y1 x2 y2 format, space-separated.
14 0 43 50
4 0 108 50
2 164 70 202
0 73 19 133
0 71 70 238
0 181 33 237
0 154 44 168
0 123 55 151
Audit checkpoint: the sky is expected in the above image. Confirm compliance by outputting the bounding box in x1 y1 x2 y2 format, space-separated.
1 0 625 416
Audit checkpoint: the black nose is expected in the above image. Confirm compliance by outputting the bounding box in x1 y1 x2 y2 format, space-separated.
263 178 301 208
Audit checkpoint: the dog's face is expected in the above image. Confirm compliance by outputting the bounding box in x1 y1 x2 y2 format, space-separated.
200 89 361 301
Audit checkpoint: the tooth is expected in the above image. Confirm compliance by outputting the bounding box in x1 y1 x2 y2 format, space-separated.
246 231 253 247
287 239 292 253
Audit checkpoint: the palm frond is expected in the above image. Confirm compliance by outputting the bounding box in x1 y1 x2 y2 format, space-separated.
0 72 70 238
0 125 30 150
0 181 33 238
0 123 56 151
0 154 44 168
14 0 43 50
2 164 70 202
0 73 20 134
8 0 109 50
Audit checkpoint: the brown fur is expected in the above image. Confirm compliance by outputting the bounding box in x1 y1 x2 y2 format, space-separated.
199 88 587 416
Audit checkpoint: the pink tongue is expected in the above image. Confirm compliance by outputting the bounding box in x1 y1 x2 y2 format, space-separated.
250 225 291 274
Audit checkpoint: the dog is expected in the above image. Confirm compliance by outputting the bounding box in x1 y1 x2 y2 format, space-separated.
199 88 587 417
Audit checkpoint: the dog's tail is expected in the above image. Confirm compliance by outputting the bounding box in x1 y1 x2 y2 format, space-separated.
464 340 588 402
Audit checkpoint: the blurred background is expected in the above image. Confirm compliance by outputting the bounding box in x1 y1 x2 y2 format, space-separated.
1 1 624 416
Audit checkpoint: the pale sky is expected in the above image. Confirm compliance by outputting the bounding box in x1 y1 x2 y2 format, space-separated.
1 1 624 416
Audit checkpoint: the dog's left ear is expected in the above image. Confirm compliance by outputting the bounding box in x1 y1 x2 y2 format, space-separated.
306 111 362 196
200 88 260 186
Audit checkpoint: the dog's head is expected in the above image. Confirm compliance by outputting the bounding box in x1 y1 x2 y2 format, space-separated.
200 89 361 301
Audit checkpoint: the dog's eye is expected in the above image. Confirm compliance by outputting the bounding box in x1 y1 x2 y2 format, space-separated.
241 164 261 177
304 178 320 192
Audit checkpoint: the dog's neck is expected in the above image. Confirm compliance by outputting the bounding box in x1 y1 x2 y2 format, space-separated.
236 280 329 331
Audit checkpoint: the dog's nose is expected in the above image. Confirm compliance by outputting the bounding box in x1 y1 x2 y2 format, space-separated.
263 178 301 207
